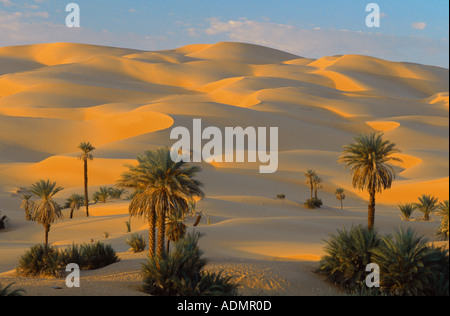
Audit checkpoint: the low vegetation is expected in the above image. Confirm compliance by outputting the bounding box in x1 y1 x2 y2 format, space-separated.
0 283 25 296
126 234 147 253
141 232 239 296
318 225 449 296
17 242 119 277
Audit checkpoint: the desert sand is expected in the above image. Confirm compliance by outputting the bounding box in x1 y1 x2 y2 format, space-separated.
0 42 448 296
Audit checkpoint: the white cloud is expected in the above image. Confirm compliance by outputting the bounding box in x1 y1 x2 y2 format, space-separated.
202 18 449 68
412 22 427 30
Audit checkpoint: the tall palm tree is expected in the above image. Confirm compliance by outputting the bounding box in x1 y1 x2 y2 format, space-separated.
67 194 84 219
119 147 204 257
339 133 401 230
78 142 95 217
305 169 317 200
335 188 346 210
165 211 187 253
29 180 64 246
414 194 439 221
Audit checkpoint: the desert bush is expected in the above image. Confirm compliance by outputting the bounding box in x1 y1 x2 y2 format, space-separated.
126 234 147 253
319 226 449 296
372 228 449 296
276 194 286 200
109 188 126 199
398 203 415 221
0 283 25 296
0 212 7 230
304 198 323 209
79 242 119 270
141 232 238 296
17 242 119 277
125 219 132 233
317 225 380 291
17 244 63 277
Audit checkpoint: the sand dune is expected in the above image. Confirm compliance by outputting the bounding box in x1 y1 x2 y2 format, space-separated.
0 42 448 295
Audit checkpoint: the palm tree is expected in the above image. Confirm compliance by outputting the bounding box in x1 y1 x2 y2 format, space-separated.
67 194 84 219
165 211 187 253
305 169 317 200
335 188 346 210
436 200 449 239
29 180 64 246
78 142 95 217
313 175 323 200
20 193 34 221
94 186 110 203
398 203 415 221
339 133 401 230
414 194 439 221
119 147 204 257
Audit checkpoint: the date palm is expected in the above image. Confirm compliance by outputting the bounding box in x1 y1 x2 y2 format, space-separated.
414 194 439 222
78 142 95 217
305 169 317 200
20 193 34 221
119 147 204 257
29 180 64 246
335 188 346 210
313 175 323 199
339 133 401 230
398 203 415 221
67 194 84 219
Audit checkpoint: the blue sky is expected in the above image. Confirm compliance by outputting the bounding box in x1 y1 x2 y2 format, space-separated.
1 0 449 67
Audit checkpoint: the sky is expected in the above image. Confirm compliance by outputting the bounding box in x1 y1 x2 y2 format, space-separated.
0 0 449 67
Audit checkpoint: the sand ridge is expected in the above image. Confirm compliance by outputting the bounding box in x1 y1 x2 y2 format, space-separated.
0 42 448 295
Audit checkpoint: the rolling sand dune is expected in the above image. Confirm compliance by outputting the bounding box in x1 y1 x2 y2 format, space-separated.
0 42 448 296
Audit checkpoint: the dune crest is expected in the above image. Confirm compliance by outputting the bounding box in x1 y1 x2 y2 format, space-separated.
0 43 448 285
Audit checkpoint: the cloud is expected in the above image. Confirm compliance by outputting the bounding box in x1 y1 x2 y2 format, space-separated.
0 11 164 50
412 22 427 30
202 18 449 68
0 0 13 7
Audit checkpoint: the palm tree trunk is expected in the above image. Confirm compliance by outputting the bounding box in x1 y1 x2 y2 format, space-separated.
44 225 50 246
70 207 74 219
148 208 156 258
167 239 170 254
368 188 376 230
83 159 89 217
340 199 343 210
157 208 167 257
310 181 314 200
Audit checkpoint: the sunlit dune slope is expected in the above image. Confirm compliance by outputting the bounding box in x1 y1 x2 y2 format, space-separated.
0 41 448 205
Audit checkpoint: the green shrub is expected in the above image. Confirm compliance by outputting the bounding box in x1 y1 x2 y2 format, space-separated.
398 203 415 221
317 225 380 291
319 226 449 296
80 242 119 270
372 228 449 296
304 198 323 209
17 242 119 277
126 234 147 253
141 232 238 296
17 244 63 277
276 194 286 200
